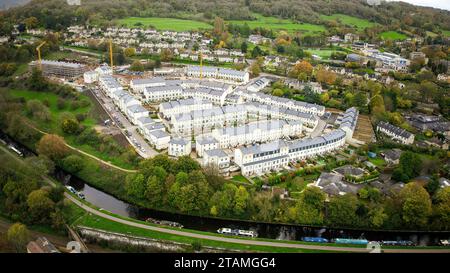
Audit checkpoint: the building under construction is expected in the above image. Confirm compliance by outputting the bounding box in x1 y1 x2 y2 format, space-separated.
29 59 87 78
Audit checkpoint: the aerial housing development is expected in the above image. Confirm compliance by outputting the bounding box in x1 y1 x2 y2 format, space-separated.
0 0 449 256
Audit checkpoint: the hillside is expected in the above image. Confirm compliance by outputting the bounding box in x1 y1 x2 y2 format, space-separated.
1 0 449 32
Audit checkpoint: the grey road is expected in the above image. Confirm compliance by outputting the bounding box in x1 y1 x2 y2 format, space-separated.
90 87 158 159
64 192 450 253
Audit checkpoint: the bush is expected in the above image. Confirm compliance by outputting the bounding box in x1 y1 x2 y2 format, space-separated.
61 154 85 173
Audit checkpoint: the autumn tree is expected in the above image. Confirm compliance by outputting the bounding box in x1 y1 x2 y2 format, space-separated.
36 134 69 161
123 47 136 57
399 182 432 228
7 223 30 253
289 60 313 79
316 68 336 85
27 189 55 224
130 60 144 72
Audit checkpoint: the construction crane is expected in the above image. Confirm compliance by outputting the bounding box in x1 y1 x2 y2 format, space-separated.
36 41 46 70
109 39 114 74
199 51 203 80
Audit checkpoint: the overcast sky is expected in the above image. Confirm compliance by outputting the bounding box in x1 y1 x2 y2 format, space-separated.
386 0 450 11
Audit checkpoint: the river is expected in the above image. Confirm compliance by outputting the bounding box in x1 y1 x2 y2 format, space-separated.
1 131 450 246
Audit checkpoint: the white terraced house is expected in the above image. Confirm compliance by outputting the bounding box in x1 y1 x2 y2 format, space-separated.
172 106 247 136
186 66 249 83
139 122 166 140
130 77 166 93
146 130 171 150
202 149 231 170
143 85 184 102
98 75 123 97
168 138 192 157
159 98 214 119
195 136 219 157
118 94 140 113
336 107 359 142
239 91 325 116
247 78 271 92
244 102 318 129
287 129 346 162
111 89 128 103
136 117 155 129
235 140 290 176
183 88 228 106
377 121 415 145
126 104 149 125
211 120 303 148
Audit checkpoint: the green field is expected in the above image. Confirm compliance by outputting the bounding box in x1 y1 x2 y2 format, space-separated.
305 49 346 60
320 14 377 31
442 29 450 37
229 13 326 35
117 17 212 31
380 31 408 41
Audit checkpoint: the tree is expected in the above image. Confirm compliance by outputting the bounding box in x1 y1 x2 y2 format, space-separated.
241 42 248 53
36 134 69 161
145 175 164 206
272 88 284 97
23 17 38 30
27 68 48 91
172 156 200 174
61 154 84 173
289 60 313 79
393 151 422 182
213 17 225 37
399 182 432 228
26 100 51 121
234 186 249 215
130 60 144 72
433 187 450 230
24 155 54 176
352 92 368 108
327 194 358 227
250 61 261 77
61 118 80 135
295 187 326 225
123 47 136 57
27 189 55 224
251 46 263 58
7 223 30 252
160 49 173 62
316 69 336 85
125 173 146 199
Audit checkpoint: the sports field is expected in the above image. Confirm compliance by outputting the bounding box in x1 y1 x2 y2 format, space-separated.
228 13 326 35
380 31 408 41
117 17 212 31
320 14 377 31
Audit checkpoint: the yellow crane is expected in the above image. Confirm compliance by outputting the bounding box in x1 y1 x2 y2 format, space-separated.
36 41 46 70
109 39 114 74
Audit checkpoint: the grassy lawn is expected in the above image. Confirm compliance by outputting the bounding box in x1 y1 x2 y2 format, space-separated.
368 157 386 168
305 48 347 60
441 29 450 37
380 31 408 41
320 14 377 31
229 13 326 35
231 175 251 184
7 88 136 169
116 17 212 31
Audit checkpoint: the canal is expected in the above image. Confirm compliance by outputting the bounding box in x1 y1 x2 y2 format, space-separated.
2 131 450 246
